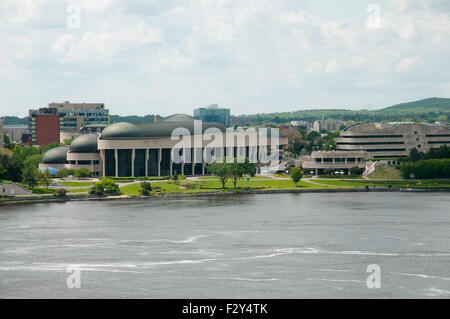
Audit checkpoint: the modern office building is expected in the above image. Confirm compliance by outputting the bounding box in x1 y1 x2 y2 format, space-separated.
336 123 450 158
300 150 369 175
40 113 288 177
29 101 109 145
49 101 109 131
313 120 344 132
194 104 231 127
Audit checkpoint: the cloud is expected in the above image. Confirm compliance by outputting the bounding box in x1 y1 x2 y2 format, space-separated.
395 57 425 73
52 21 162 61
0 0 449 116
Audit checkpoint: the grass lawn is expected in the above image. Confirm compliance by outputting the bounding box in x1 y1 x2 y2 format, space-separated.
59 181 94 187
198 176 272 180
67 188 92 194
368 166 403 179
313 179 450 189
120 179 323 195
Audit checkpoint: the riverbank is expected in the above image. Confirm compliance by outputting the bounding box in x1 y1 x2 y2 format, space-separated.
1 186 450 206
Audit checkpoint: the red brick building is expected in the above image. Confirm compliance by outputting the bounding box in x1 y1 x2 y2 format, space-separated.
29 108 60 145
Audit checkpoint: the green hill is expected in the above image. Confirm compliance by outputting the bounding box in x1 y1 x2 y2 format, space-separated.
380 97 450 113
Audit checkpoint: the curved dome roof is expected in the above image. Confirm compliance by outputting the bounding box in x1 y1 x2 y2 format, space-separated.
101 121 226 139
70 133 99 153
42 146 69 164
161 114 194 123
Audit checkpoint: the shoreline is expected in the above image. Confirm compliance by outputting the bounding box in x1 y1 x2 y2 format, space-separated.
1 187 450 207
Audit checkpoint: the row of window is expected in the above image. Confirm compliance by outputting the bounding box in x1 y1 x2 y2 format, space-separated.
337 141 404 145
67 160 100 165
339 135 403 138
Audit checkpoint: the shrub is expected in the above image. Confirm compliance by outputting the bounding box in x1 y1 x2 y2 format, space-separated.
171 174 186 181
139 182 152 195
54 188 67 197
89 178 120 195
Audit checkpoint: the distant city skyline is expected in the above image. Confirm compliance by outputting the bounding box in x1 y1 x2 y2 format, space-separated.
1 0 449 117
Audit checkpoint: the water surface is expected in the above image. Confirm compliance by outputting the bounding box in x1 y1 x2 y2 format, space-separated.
1 193 449 298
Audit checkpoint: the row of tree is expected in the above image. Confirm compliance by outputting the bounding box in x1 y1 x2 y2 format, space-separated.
401 159 450 179
206 157 257 189
409 145 450 162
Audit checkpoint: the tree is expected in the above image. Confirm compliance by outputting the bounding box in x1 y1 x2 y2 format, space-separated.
206 159 232 189
89 178 120 195
74 168 91 178
22 165 39 188
139 182 152 195
56 168 70 178
38 169 52 188
3 133 14 149
0 150 24 182
290 167 303 186
409 148 424 162
229 158 257 189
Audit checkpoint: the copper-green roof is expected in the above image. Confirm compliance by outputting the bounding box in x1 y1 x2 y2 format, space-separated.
161 114 194 123
70 133 99 153
42 146 69 164
101 121 226 139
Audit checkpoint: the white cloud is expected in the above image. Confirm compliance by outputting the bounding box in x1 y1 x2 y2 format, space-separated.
0 0 449 116
53 21 162 61
395 57 424 73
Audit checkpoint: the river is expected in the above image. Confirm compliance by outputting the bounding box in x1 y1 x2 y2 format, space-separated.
1 192 449 298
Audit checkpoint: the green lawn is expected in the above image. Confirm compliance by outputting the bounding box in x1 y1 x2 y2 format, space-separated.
198 176 272 180
120 179 322 195
67 188 92 194
313 179 450 189
60 181 94 187
368 166 403 179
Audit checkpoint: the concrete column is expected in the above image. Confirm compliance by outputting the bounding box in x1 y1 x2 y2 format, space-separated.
100 150 105 177
131 149 135 177
170 150 173 176
192 149 194 176
158 148 162 177
202 148 205 175
145 149 149 177
115 149 118 177
181 149 184 175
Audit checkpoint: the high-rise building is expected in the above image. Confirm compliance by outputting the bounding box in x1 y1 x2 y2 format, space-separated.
193 104 231 127
29 107 60 145
48 101 109 131
29 101 109 145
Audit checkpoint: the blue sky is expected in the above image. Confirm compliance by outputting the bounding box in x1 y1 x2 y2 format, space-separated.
0 0 449 116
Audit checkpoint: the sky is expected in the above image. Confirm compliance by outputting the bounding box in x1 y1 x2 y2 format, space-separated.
0 0 449 117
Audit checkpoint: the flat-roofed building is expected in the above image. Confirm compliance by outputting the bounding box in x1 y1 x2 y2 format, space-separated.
194 104 231 127
29 101 109 145
4 125 29 143
335 123 450 158
40 114 288 177
300 150 368 175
